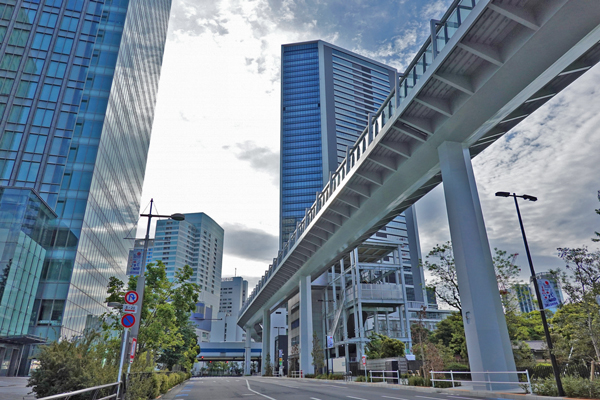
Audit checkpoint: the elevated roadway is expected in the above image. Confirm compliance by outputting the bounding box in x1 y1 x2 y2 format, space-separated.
238 0 600 384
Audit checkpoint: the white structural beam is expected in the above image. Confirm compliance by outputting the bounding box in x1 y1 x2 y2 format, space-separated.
299 276 314 375
244 327 252 375
437 141 517 389
261 309 271 375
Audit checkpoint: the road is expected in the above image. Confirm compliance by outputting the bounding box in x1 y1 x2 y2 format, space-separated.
166 377 494 400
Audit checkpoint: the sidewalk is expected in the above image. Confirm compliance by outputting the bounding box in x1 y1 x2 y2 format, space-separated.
0 377 34 400
280 377 574 400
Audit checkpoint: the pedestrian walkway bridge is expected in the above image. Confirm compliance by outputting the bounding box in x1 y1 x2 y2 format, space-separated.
238 0 600 377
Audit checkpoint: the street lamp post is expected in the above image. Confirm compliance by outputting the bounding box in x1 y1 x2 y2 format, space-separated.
495 192 565 397
127 199 185 373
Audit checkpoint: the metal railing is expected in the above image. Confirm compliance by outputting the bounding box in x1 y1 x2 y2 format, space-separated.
240 0 482 318
290 371 304 378
369 370 399 384
430 370 532 393
37 382 121 400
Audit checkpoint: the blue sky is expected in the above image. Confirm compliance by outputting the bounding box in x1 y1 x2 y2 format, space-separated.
140 0 600 293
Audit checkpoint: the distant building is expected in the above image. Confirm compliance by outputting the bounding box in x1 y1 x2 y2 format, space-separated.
510 283 537 314
211 277 248 342
152 213 224 312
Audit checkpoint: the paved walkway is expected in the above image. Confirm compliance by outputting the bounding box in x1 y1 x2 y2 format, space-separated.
0 377 34 400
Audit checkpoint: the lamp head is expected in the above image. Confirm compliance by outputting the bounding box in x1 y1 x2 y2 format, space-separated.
170 213 185 221
107 302 122 309
495 191 511 197
522 195 538 202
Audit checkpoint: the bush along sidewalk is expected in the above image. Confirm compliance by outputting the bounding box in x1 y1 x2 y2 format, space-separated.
531 376 600 398
126 371 191 400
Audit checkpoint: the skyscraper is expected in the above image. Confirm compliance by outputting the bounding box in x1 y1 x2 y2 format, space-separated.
280 40 400 246
0 0 172 375
279 40 426 301
152 213 224 313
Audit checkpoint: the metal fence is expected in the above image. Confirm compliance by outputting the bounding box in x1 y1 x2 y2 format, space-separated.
36 382 121 400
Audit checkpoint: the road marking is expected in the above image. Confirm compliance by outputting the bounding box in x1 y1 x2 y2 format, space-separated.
348 397 369 400
382 396 409 400
246 379 277 400
416 397 444 400
242 395 255 397
320 384 347 388
310 398 323 400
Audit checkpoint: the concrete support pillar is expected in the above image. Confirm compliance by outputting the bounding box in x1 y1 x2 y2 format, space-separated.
438 141 516 387
244 326 252 375
299 275 314 375
262 309 271 375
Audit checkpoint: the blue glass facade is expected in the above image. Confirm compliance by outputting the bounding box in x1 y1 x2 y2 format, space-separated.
0 0 172 375
279 41 396 247
280 43 322 246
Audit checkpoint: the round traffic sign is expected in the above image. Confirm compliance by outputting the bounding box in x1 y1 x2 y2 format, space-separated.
125 291 139 304
121 313 136 328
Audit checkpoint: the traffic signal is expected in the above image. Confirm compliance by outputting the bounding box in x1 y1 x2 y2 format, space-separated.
201 356 204 360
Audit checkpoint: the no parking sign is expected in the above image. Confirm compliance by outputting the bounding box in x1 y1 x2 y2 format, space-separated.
121 313 136 328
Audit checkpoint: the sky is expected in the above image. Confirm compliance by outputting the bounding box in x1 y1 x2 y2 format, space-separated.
137 0 600 291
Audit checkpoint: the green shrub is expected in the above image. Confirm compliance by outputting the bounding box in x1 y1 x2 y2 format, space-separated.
408 376 432 387
532 376 600 398
328 374 344 380
355 375 367 382
444 363 469 371
304 373 315 378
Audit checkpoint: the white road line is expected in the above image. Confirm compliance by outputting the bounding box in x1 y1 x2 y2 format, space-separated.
416 396 444 400
320 384 347 388
310 398 323 400
242 395 255 397
347 396 369 400
382 396 409 400
246 379 277 400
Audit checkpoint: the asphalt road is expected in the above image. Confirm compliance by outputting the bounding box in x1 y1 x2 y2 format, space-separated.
165 377 495 400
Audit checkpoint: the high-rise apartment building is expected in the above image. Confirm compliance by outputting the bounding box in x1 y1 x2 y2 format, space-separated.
152 213 224 313
211 276 248 342
0 0 172 376
510 283 537 314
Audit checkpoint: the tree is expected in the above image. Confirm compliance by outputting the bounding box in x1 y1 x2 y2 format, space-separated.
553 248 600 364
430 313 467 360
365 333 405 359
311 332 325 373
103 261 200 371
264 353 273 376
423 243 521 312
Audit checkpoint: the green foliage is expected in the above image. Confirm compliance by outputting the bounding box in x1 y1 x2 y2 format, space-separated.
505 310 546 341
423 243 520 312
407 376 431 386
430 312 467 359
28 330 119 398
553 248 600 364
264 353 273 376
355 375 367 382
444 362 469 371
512 340 536 369
365 333 405 359
532 375 600 398
103 261 200 371
311 332 325 372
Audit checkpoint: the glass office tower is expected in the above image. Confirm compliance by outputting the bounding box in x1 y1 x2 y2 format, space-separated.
280 41 398 242
0 0 172 375
279 40 427 302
